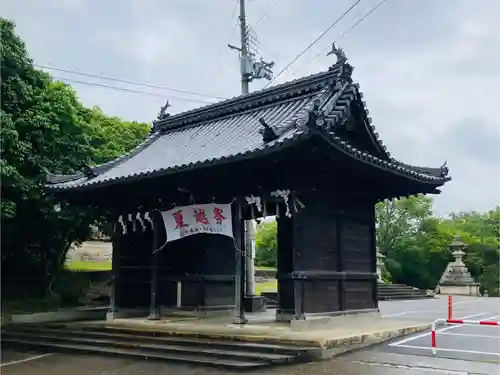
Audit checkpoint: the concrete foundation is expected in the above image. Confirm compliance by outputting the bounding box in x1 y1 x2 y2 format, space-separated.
9 306 108 324
74 312 431 361
438 284 481 296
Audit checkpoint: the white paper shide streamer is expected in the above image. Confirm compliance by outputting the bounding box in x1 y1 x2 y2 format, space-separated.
271 189 292 218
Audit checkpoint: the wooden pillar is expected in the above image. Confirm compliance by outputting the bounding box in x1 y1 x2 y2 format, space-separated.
336 219 346 310
275 204 296 321
293 275 305 320
233 200 247 324
369 205 379 310
107 221 120 320
148 212 161 320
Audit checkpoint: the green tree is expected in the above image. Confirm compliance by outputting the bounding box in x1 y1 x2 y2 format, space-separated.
255 220 277 268
84 107 150 164
1 19 96 296
375 195 434 255
0 19 150 299
442 207 499 295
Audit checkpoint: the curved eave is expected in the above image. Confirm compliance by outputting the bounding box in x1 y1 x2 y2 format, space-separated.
394 162 449 178
45 131 162 187
321 82 391 161
318 82 449 184
354 87 392 161
317 129 451 185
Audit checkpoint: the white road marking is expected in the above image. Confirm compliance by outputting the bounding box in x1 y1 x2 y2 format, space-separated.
382 299 485 318
453 299 485 306
393 344 500 357
382 310 487 318
382 309 444 317
440 332 500 339
0 353 54 367
481 314 500 321
379 298 436 304
388 312 488 347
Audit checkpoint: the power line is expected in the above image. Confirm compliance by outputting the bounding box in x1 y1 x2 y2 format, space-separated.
253 0 284 26
304 0 388 67
231 0 240 35
53 76 216 104
36 64 228 100
263 0 362 88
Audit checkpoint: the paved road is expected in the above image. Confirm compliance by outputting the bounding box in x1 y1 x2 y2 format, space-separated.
2 296 499 374
358 295 500 374
379 294 499 322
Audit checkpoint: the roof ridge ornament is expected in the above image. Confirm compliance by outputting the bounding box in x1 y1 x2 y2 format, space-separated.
440 161 449 177
81 164 97 178
258 118 279 142
327 42 347 64
326 42 353 82
157 100 171 121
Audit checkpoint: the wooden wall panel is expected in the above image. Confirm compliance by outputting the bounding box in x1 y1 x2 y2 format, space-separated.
303 280 340 313
344 280 376 310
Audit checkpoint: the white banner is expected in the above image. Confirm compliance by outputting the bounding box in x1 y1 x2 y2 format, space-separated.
161 203 233 243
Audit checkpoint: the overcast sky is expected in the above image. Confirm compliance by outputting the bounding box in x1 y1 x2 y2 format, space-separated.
3 0 499 216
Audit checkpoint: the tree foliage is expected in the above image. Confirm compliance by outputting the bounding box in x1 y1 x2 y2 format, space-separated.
0 19 150 298
255 195 499 295
255 220 277 267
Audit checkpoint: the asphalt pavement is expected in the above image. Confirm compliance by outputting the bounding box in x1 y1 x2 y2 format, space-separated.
1 350 480 375
1 296 499 374
346 295 500 374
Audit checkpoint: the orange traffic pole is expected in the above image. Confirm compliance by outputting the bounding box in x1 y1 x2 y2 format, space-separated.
448 295 453 320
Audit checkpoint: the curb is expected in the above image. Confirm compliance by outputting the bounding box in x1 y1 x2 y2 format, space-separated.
311 323 432 360
6 307 108 325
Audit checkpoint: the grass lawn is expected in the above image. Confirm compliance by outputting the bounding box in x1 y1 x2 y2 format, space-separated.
65 260 112 271
255 279 277 295
255 266 276 271
65 260 277 295
66 260 273 273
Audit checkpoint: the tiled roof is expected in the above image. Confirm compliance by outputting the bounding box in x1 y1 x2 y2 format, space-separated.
46 63 450 191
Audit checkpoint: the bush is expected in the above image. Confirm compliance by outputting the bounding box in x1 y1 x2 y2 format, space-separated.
52 270 91 306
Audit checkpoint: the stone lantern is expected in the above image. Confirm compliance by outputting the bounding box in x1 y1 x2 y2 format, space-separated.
436 236 480 296
376 249 385 283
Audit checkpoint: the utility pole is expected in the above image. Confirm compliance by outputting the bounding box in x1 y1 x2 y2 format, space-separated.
228 0 274 301
239 0 250 95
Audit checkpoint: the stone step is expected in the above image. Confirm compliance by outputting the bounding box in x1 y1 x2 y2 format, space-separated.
2 331 294 364
378 290 427 296
9 325 310 356
379 294 432 301
378 285 420 291
1 336 268 369
50 323 319 348
2 324 311 369
378 293 427 300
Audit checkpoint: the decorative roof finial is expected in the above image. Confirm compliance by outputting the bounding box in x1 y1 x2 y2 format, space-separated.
81 164 97 178
157 100 171 120
326 42 353 82
326 42 347 65
258 118 278 142
440 161 449 177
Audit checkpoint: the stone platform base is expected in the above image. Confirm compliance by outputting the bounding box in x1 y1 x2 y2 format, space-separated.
243 295 265 313
437 284 480 296
71 313 432 362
